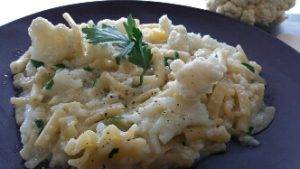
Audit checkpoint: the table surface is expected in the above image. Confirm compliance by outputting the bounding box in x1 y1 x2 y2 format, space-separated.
0 0 299 51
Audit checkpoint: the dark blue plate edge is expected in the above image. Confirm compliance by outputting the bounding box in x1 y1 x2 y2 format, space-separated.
0 1 300 169
0 0 299 54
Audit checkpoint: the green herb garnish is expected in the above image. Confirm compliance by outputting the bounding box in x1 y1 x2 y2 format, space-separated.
82 14 152 86
242 63 255 73
55 64 66 69
103 116 123 126
83 66 94 72
102 116 130 130
164 51 180 66
115 41 135 65
34 119 45 134
247 126 254 135
108 148 119 158
174 51 180 59
82 24 129 45
31 59 44 68
45 79 54 90
34 159 49 169
92 78 98 87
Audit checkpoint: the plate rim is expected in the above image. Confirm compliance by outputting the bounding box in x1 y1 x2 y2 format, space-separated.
0 0 299 54
1 1 300 169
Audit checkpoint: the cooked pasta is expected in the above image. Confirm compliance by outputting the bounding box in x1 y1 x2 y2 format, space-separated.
10 13 275 169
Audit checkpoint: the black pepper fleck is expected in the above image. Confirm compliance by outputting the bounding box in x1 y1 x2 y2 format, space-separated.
108 148 119 158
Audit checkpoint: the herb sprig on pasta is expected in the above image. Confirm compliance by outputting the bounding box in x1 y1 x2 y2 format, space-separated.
82 14 152 85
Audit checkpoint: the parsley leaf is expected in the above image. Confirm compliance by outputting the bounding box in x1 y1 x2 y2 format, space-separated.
164 51 180 66
103 116 123 126
45 79 54 90
123 15 135 39
115 41 135 65
125 16 152 85
247 126 254 135
55 64 66 69
108 148 119 158
83 66 94 72
34 119 45 134
82 14 153 85
34 159 49 169
174 51 180 59
82 25 128 44
242 63 255 73
31 59 44 68
92 78 98 87
102 116 131 131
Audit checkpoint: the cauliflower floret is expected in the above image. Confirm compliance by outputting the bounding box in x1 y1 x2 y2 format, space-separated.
187 33 203 54
138 97 211 144
159 15 173 34
216 1 243 18
29 17 84 64
206 0 296 25
167 25 189 51
47 69 83 95
170 56 226 99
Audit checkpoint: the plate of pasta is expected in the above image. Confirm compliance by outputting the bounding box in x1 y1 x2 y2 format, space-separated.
0 1 300 169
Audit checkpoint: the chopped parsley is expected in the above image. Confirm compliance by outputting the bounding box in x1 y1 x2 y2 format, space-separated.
83 66 94 72
55 63 66 69
92 78 98 87
82 14 152 86
108 148 119 158
34 159 49 169
103 116 123 126
247 126 254 135
102 116 131 131
45 79 54 90
34 119 45 134
31 59 44 68
242 63 255 73
164 51 180 66
174 51 180 59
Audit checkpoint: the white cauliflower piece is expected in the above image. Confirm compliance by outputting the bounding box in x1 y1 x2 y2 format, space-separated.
47 69 83 95
29 17 84 64
159 15 173 34
170 56 225 99
167 25 189 51
155 103 210 144
206 0 296 25
187 33 204 54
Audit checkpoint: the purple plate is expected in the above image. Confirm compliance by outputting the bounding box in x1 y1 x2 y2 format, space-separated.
0 1 299 169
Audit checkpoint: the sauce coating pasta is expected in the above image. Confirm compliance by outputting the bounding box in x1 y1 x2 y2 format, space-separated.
10 13 275 169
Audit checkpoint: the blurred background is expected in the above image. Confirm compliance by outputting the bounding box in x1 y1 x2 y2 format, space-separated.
0 0 299 51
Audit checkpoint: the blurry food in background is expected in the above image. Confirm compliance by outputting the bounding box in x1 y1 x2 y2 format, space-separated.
206 0 296 25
